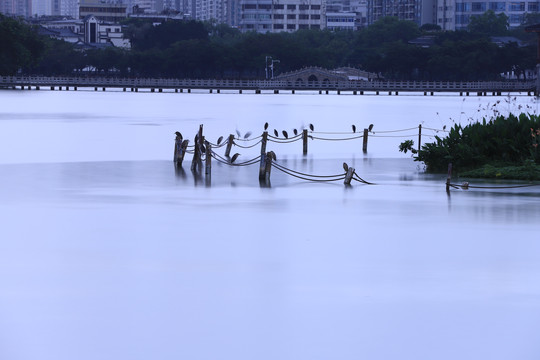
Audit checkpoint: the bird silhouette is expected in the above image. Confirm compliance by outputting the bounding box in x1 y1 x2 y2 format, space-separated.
282 130 288 139
352 125 356 133
309 124 314 131
217 136 223 145
236 129 241 138
443 125 446 131
293 129 298 136
230 153 240 163
264 122 269 131
368 124 374 132
244 131 252 139
274 129 279 137
343 162 349 172
175 131 182 139
268 151 276 161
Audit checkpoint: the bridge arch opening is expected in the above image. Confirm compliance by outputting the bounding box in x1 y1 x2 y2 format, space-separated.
295 78 304 87
308 75 318 82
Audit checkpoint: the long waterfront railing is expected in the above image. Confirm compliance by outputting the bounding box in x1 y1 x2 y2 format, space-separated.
0 76 536 93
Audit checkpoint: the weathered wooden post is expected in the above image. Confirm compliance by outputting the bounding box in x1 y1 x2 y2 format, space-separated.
446 163 453 192
344 166 355 186
302 129 308 155
191 125 204 172
259 131 268 180
224 134 235 157
205 141 212 176
362 128 369 153
175 140 189 166
173 133 183 162
418 124 422 152
264 151 274 183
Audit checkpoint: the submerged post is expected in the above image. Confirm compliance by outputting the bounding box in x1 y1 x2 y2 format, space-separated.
363 128 369 153
259 131 268 180
225 134 235 157
344 166 355 186
418 124 422 152
446 163 453 192
302 129 308 155
264 151 274 183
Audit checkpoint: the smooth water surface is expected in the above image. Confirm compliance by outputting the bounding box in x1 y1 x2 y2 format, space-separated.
1 89 539 360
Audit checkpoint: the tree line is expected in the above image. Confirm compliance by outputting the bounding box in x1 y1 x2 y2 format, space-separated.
1 11 537 80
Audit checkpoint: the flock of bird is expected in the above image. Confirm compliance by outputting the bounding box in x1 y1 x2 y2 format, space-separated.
175 122 374 163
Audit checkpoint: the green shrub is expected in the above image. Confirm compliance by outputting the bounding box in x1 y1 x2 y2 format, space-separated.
413 113 540 172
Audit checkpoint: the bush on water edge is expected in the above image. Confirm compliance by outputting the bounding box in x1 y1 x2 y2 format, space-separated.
399 113 540 179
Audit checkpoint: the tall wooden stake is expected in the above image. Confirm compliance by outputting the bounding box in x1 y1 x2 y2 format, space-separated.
205 141 212 176
174 133 183 163
363 128 369 153
225 134 234 157
418 124 422 152
302 129 308 155
259 131 268 180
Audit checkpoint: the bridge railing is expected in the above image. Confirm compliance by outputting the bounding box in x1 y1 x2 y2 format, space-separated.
0 76 536 92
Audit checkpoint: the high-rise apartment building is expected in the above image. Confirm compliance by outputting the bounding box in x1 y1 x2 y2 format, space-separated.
452 0 538 30
367 0 435 25
239 0 326 32
0 0 32 17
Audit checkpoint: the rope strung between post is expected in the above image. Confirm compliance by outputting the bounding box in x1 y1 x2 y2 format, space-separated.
211 151 262 167
352 171 376 185
370 134 419 138
371 127 419 133
310 134 364 141
422 126 449 132
272 161 347 179
234 135 263 142
233 139 263 149
271 162 346 182
206 139 229 148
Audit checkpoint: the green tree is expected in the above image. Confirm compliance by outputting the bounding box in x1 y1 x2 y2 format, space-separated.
467 10 508 36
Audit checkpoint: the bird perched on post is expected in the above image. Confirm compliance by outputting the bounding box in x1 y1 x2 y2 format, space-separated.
175 131 182 139
352 125 356 133
309 124 314 131
368 124 374 132
264 122 269 131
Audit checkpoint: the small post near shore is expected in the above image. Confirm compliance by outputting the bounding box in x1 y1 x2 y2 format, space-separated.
344 165 355 186
446 163 453 192
205 140 212 176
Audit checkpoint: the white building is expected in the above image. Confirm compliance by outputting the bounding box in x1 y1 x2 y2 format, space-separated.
326 11 355 30
239 0 326 32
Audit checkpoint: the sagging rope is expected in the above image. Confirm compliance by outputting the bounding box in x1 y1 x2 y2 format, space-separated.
233 139 263 149
272 162 346 182
311 134 364 141
211 151 262 167
353 172 375 185
272 161 346 179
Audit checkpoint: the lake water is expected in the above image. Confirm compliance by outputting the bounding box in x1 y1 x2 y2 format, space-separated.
1 89 539 360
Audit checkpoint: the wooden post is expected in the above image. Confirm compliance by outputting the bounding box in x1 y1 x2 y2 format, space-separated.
259 132 268 180
418 124 422 152
174 133 183 162
205 141 212 176
362 128 368 153
225 134 235 157
191 139 200 172
176 140 189 166
302 129 308 155
264 151 273 183
446 163 453 192
344 167 355 185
